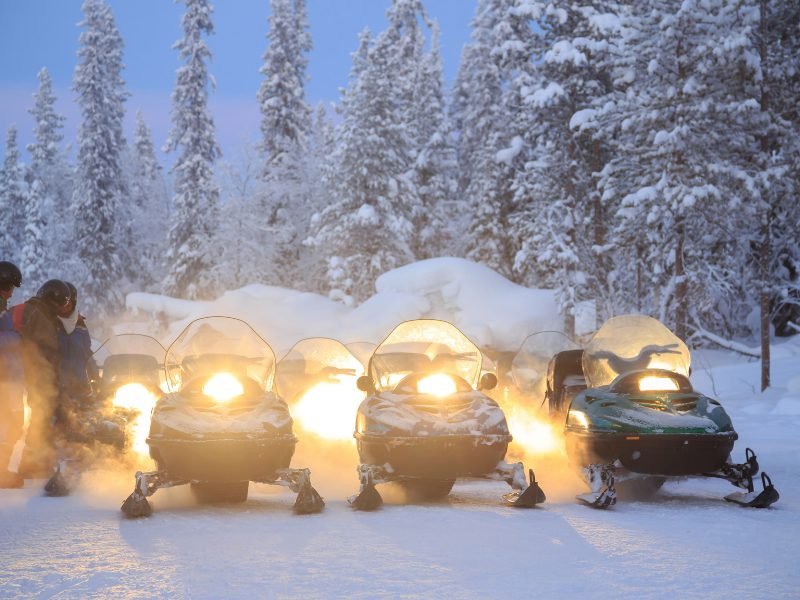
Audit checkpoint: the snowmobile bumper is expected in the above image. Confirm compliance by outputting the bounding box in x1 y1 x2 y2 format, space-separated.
147 435 296 481
355 432 511 479
566 430 737 475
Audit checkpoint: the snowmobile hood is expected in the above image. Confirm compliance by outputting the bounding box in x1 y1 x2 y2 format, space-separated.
567 383 734 436
149 391 293 437
357 389 510 437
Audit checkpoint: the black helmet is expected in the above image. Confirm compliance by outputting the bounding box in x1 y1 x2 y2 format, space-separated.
36 279 70 308
63 281 78 306
0 261 22 289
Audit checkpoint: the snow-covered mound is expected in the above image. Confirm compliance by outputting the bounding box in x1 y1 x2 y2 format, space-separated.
125 258 562 354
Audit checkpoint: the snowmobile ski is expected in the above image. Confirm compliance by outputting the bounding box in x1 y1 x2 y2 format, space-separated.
349 468 383 511
576 463 617 509
724 472 779 509
44 462 79 497
503 469 545 508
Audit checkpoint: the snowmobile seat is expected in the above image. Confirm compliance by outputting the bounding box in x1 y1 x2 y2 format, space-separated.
546 350 585 417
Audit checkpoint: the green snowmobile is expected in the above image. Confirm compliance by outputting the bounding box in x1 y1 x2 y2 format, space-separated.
528 315 779 509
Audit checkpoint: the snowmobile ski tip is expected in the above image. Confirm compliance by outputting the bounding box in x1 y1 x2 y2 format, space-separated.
503 469 545 508
349 470 383 511
724 472 779 508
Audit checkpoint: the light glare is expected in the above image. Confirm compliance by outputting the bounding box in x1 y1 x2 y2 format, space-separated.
202 373 244 403
112 383 158 456
639 376 679 391
417 373 457 396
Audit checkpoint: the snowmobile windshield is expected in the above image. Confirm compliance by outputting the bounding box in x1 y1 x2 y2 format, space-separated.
511 331 579 395
369 320 482 392
275 338 365 440
583 315 690 388
275 338 364 401
165 317 276 393
92 334 166 392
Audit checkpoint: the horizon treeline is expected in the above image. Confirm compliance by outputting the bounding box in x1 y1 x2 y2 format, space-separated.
0 0 798 365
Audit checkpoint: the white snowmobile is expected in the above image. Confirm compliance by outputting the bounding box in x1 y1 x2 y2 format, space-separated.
121 317 324 517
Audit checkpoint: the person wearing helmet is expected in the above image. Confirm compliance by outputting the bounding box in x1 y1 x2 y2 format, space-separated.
0 261 24 487
55 282 97 419
10 279 70 479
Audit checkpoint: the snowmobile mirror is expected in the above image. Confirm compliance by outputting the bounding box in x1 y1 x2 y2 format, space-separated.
356 376 375 394
478 372 497 391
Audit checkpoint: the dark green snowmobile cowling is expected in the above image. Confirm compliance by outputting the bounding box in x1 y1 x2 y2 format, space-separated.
564 369 738 475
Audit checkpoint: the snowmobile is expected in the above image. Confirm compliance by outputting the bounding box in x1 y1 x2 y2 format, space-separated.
348 319 545 510
275 338 365 442
121 317 324 517
45 334 166 496
508 331 581 411
532 315 779 509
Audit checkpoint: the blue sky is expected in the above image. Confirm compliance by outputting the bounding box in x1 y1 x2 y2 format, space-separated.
0 0 473 164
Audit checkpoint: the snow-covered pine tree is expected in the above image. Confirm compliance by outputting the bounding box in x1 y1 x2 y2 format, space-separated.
0 126 27 264
214 144 272 291
744 0 800 388
164 0 221 299
409 21 457 259
126 112 169 291
592 0 763 341
25 68 72 293
256 0 313 288
299 103 336 292
306 22 416 304
511 1 622 332
454 0 525 278
72 0 128 315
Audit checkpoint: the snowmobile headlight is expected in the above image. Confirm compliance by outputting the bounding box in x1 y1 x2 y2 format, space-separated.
113 383 153 410
417 373 457 397
202 373 244 404
293 380 362 441
639 376 679 392
567 409 589 429
112 383 158 456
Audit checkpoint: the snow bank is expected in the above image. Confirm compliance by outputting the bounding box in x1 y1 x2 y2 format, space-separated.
124 257 562 354
371 258 561 350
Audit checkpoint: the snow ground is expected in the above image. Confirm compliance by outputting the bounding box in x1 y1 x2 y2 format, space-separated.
1 340 798 598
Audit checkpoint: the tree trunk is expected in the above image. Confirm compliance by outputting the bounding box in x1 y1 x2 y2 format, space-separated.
674 219 687 341
759 0 771 391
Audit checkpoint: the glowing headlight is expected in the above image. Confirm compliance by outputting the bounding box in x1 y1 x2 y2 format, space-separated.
293 380 362 441
567 409 590 429
113 383 152 410
639 376 678 392
202 373 244 403
417 373 457 397
111 383 158 457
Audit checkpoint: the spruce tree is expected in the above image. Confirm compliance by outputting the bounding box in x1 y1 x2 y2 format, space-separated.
26 68 71 292
127 112 169 290
0 127 27 264
256 0 313 288
72 0 128 314
164 0 221 299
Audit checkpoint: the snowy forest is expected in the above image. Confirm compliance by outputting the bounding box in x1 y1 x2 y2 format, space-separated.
1 0 798 365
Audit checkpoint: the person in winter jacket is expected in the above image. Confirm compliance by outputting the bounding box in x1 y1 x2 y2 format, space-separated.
57 282 97 403
11 279 70 479
0 261 24 488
